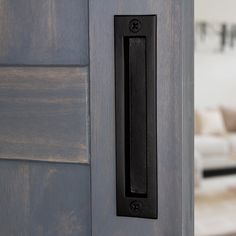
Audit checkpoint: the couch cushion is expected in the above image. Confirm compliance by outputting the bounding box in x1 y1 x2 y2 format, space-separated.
221 106 236 132
195 111 201 134
203 157 236 170
227 134 236 155
196 109 226 135
195 135 230 156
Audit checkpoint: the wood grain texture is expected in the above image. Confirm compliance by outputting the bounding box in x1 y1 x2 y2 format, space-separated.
0 160 91 236
182 0 194 234
0 0 88 65
0 67 89 163
89 0 194 235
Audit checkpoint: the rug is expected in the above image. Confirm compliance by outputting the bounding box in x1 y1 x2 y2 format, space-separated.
195 175 236 236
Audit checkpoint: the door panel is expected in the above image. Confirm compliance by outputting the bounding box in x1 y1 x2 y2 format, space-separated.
0 67 89 163
89 0 193 235
0 0 91 236
0 0 193 235
0 161 91 236
0 0 88 65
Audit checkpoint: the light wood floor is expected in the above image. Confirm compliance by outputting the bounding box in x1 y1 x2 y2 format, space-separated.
195 175 236 236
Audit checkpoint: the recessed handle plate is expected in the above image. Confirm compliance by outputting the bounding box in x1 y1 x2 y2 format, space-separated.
115 15 157 219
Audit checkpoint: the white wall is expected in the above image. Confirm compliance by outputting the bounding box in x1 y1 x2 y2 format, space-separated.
195 0 236 23
195 0 236 109
195 52 236 108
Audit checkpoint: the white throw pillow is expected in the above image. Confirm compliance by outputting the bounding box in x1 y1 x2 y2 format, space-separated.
197 109 226 135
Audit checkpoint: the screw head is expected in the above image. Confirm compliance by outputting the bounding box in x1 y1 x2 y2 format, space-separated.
129 19 142 33
129 200 142 213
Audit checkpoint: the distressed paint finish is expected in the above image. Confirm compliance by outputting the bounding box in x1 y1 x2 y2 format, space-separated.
0 1 92 236
0 0 88 65
182 0 194 234
0 67 89 163
90 0 194 235
0 160 91 236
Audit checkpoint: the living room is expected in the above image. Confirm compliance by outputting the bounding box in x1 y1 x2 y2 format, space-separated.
195 0 236 235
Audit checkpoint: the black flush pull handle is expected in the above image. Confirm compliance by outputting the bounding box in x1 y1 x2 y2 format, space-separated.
124 37 147 197
115 15 157 219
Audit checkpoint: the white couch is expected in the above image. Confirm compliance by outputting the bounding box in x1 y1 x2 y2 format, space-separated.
195 134 236 171
194 107 236 187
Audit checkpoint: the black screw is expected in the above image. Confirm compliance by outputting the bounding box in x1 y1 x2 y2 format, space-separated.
129 200 142 213
129 19 141 33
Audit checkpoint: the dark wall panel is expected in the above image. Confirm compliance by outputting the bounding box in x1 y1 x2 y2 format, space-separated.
0 160 91 236
0 0 88 65
0 67 89 163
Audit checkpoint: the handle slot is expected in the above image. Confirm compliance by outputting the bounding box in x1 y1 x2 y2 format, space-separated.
124 37 147 197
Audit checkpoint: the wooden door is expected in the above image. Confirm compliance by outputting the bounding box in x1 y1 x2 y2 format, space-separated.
0 0 194 235
0 1 91 235
89 0 194 235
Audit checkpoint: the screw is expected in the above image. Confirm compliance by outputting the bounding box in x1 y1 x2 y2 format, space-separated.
129 19 142 33
129 200 142 213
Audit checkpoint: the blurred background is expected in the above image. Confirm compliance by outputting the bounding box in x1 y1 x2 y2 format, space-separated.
195 0 236 235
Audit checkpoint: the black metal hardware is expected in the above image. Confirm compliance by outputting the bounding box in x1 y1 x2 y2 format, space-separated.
115 15 157 219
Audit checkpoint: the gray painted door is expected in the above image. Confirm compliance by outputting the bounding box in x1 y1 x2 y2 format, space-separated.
89 0 194 235
0 0 91 235
0 0 193 235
